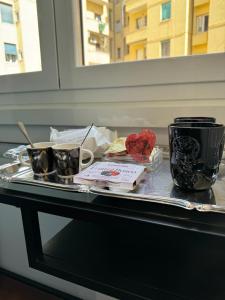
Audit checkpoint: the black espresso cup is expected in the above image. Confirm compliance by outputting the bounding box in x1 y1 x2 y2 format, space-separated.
19 142 56 176
52 143 94 178
174 117 216 123
168 123 225 191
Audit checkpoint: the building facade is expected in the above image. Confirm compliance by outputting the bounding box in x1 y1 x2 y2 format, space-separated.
83 0 225 65
0 0 41 75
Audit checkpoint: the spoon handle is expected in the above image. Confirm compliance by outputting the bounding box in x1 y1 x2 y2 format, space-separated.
17 121 34 148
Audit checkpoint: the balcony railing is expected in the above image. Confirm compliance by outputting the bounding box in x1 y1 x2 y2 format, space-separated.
86 18 109 35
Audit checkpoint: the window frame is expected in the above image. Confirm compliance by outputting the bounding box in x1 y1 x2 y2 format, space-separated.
161 40 170 58
0 0 59 93
0 2 14 24
196 14 209 33
161 1 171 21
4 43 17 62
55 0 225 94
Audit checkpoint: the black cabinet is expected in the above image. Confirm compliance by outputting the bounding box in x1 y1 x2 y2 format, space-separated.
1 187 225 300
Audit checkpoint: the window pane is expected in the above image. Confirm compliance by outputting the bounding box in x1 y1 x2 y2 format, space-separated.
0 0 41 75
80 0 225 66
161 40 170 57
0 3 13 23
162 2 171 20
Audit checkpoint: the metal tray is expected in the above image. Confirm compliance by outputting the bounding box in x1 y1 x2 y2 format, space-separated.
1 159 225 213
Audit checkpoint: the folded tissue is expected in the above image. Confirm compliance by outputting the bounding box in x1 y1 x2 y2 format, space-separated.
50 126 117 158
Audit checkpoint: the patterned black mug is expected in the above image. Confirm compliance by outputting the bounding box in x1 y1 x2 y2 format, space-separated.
19 142 56 176
168 123 225 191
52 143 94 178
174 117 216 123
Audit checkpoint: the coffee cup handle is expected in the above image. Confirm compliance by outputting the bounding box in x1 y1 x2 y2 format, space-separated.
19 150 30 166
81 149 94 169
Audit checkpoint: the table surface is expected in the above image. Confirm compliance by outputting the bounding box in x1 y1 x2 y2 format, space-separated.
1 159 225 238
1 154 225 300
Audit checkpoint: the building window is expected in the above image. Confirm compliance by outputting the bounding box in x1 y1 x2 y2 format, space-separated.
161 1 171 21
117 47 121 59
136 48 145 60
109 9 113 30
95 13 101 22
144 47 147 59
115 20 121 32
136 16 147 30
196 15 209 33
4 43 17 62
124 37 129 55
0 3 13 24
161 40 170 57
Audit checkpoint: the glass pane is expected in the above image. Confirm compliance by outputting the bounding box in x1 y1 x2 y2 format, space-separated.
80 0 225 66
0 3 14 23
162 2 171 20
0 0 41 75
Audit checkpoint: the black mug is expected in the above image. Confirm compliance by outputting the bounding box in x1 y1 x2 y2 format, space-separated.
174 117 216 123
168 123 225 191
19 142 56 176
52 143 94 178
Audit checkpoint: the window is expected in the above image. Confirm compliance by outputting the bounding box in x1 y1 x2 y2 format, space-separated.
115 20 121 32
0 3 13 24
161 2 171 21
161 40 170 57
95 13 101 22
136 16 147 30
0 0 41 76
54 0 225 96
196 15 209 33
136 48 145 60
0 0 59 93
109 9 113 30
0 0 223 133
117 47 121 59
124 37 129 55
79 0 225 66
4 43 17 62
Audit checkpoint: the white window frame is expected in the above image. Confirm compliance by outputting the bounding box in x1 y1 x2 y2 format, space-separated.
161 40 170 57
196 15 209 33
55 0 225 93
0 0 59 93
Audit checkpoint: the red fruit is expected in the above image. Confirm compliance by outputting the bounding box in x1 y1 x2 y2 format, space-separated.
125 129 156 162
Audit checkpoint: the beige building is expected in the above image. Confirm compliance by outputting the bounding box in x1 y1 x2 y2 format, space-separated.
83 0 225 65
0 0 41 75
82 0 110 66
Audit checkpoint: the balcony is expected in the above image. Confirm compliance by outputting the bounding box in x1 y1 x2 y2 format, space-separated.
86 18 109 36
192 32 208 46
194 0 209 7
125 0 147 13
126 28 148 44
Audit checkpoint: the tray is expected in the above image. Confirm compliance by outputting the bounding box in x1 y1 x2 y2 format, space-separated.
1 159 225 214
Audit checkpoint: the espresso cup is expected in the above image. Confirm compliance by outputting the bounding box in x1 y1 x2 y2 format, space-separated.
168 122 225 191
174 117 216 123
19 142 56 176
52 143 94 178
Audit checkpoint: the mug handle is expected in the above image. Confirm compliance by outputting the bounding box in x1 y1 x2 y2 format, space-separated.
18 149 30 166
80 149 94 169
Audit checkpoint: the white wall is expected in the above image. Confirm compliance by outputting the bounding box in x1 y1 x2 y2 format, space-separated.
0 79 225 145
